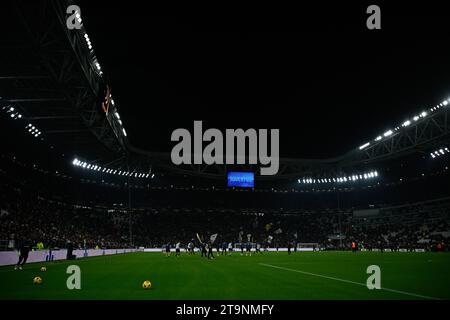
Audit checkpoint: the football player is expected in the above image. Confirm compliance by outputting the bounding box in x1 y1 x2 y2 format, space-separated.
14 240 31 270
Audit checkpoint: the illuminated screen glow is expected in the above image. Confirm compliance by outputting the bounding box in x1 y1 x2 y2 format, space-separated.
227 172 254 188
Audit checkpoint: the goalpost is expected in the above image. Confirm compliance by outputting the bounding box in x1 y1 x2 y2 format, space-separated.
296 243 320 251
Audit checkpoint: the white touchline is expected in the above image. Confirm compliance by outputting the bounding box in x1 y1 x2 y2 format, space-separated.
259 263 441 300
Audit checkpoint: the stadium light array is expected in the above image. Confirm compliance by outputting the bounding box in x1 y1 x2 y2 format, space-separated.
83 33 92 50
75 10 82 24
25 123 42 138
430 147 449 159
2 105 22 119
297 170 379 185
82 31 103 76
108 104 127 138
359 142 370 150
358 97 450 151
72 158 153 179
81 26 104 77
78 14 130 141
93 59 103 75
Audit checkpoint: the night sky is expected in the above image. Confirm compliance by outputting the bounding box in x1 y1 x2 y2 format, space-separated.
76 2 450 159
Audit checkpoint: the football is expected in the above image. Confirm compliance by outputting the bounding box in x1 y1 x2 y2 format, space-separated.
33 276 42 285
40 267 47 272
142 280 152 289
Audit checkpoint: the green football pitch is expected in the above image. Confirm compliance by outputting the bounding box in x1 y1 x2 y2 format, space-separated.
0 251 449 300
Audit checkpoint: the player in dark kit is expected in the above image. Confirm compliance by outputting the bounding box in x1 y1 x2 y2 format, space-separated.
246 242 252 256
207 242 215 260
221 242 227 255
66 240 74 260
165 243 171 257
175 242 181 257
14 240 31 270
201 243 207 258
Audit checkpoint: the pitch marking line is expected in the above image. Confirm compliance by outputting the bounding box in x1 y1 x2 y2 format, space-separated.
259 263 441 300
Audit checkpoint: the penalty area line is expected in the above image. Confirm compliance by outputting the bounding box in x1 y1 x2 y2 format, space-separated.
258 263 440 300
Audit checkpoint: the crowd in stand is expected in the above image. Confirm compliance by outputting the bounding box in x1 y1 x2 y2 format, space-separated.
1 175 449 252
0 179 125 249
346 219 450 251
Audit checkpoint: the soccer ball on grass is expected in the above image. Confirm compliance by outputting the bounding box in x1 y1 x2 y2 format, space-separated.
142 280 152 289
33 276 43 285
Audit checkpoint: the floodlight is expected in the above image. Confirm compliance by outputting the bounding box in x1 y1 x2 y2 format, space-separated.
359 142 370 150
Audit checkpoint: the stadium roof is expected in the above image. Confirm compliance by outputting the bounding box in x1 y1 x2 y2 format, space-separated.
1 1 450 180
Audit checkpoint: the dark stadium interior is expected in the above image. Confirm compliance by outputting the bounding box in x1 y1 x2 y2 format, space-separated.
1 1 450 304
1 1 450 250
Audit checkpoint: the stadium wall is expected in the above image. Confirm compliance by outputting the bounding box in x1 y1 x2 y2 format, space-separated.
0 248 139 266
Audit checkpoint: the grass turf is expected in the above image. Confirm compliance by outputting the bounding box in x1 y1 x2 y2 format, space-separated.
0 251 449 300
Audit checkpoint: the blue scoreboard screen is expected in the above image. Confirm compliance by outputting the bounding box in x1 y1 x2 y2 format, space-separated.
227 172 254 188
